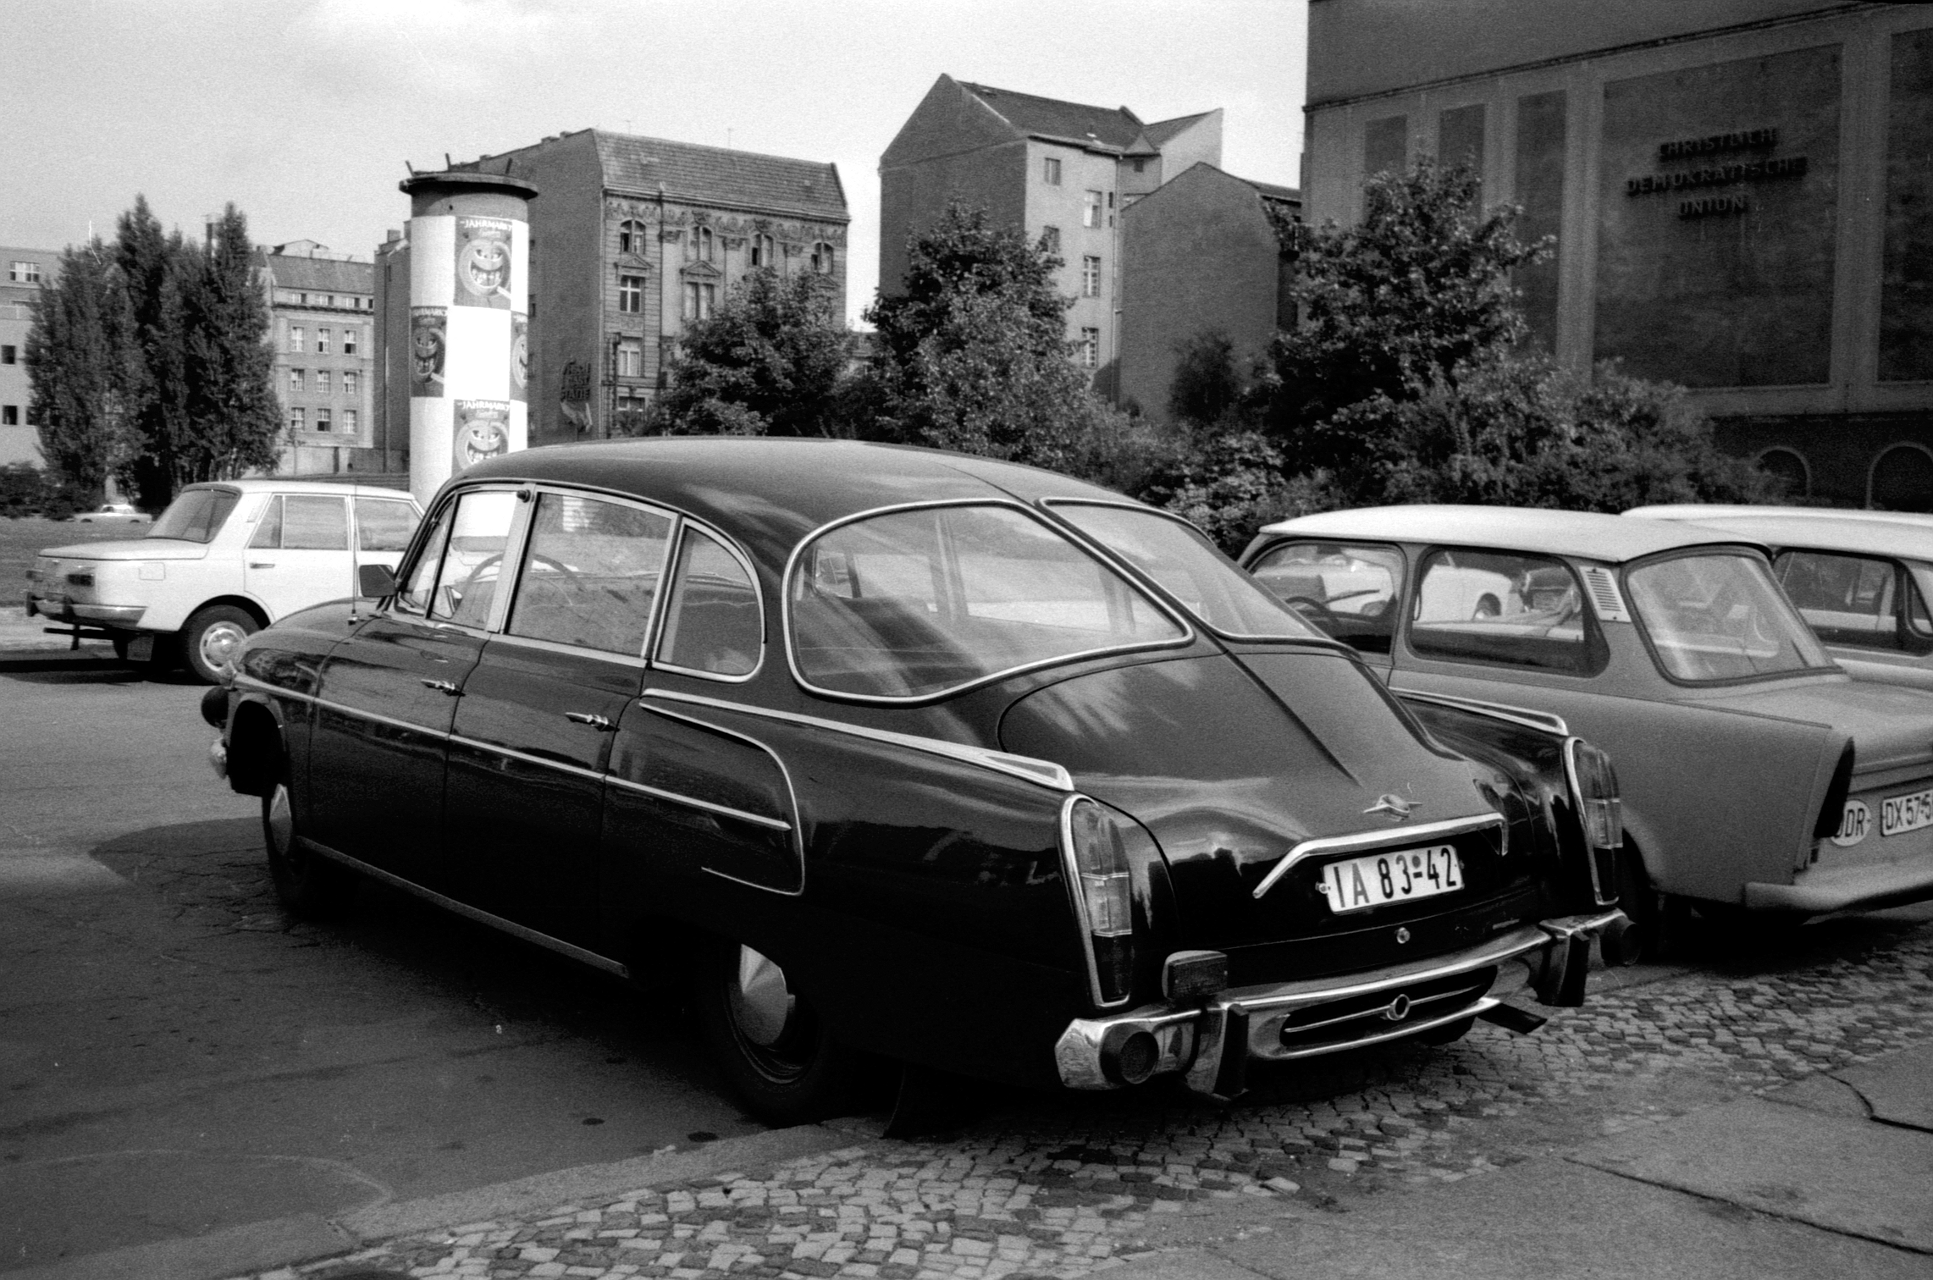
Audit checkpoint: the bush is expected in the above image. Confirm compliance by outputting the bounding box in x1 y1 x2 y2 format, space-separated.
0 463 93 519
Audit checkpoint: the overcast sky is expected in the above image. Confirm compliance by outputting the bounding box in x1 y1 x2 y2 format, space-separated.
2 0 1307 325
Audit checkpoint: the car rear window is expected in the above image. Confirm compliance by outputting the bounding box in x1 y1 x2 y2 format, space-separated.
1409 549 1606 675
1628 552 1832 682
789 504 1185 699
147 488 239 544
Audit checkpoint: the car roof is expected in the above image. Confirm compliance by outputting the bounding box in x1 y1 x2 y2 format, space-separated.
182 478 418 500
454 437 1128 568
1643 513 1933 562
1258 505 1766 564
1627 503 1933 528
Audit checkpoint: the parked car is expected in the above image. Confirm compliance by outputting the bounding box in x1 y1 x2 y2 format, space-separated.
26 479 421 682
202 439 1624 1125
1626 503 1933 529
1243 506 1933 959
1627 508 1933 692
72 502 149 524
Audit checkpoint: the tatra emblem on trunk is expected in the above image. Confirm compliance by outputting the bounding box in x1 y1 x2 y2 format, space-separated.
1364 793 1415 821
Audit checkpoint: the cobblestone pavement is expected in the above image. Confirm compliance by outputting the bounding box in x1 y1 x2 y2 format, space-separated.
251 917 1933 1280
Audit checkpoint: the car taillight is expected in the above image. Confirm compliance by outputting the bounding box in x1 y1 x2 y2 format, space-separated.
1564 740 1622 907
1063 797 1136 1007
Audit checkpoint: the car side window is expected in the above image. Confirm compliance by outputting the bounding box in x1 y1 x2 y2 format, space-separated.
429 490 518 628
282 496 349 550
657 527 761 677
248 496 283 549
1775 550 1917 653
1248 540 1405 654
394 502 455 616
1410 549 1605 675
356 498 420 552
505 492 673 655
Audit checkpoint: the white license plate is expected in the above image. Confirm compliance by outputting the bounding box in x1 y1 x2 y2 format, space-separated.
1881 787 1933 838
1320 844 1463 914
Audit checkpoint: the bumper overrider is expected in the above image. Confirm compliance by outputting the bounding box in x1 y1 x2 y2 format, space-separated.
1054 910 1624 1097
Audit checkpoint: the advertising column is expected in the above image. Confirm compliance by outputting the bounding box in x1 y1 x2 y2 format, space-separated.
401 169 538 506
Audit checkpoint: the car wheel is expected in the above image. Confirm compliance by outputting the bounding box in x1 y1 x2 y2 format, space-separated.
263 773 355 917
183 605 258 684
694 940 860 1125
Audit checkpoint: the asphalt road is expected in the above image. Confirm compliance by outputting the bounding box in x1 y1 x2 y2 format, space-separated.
0 653 761 1273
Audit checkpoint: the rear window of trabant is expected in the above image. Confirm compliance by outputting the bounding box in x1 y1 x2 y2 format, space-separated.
787 503 1187 700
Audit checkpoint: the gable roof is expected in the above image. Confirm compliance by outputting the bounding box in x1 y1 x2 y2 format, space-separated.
1143 111 1217 148
590 131 848 221
954 80 1147 152
259 253 373 293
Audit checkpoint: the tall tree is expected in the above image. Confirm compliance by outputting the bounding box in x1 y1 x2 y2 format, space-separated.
24 239 141 498
179 204 282 482
114 195 198 508
651 268 852 437
857 203 1123 472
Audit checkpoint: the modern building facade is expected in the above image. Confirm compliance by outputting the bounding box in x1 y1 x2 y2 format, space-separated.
376 129 849 449
1 246 60 468
260 241 377 477
880 76 1224 398
1118 165 1300 422
1305 0 1933 509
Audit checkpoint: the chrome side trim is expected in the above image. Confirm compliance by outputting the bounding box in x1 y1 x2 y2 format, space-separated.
606 775 793 833
778 497 1197 707
638 686 1075 792
1250 812 1507 901
487 630 649 669
1395 688 1570 737
301 837 630 977
448 734 606 784
1561 736 1614 906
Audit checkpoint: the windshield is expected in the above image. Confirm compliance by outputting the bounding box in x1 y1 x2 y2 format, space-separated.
1626 552 1832 682
146 488 240 544
789 504 1186 699
1053 503 1322 640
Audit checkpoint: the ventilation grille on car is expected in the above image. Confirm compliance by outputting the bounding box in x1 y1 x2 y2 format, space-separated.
1276 967 1497 1054
1581 566 1629 623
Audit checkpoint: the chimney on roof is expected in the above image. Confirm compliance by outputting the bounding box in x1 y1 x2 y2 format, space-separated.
204 214 217 250
384 228 401 244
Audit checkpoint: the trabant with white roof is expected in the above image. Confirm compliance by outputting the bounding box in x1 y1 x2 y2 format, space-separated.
1243 506 1933 958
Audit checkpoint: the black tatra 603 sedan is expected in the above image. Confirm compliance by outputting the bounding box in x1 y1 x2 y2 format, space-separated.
204 439 1626 1124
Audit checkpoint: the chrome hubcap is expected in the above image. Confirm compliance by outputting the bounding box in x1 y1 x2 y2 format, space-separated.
728 945 796 1048
267 783 293 856
199 620 248 672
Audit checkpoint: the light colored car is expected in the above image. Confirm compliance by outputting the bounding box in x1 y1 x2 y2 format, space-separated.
1242 506 1933 958
1628 507 1933 692
72 502 149 524
26 479 421 682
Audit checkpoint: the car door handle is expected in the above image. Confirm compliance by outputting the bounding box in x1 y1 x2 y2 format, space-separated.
249 561 276 569
565 711 614 730
420 679 461 695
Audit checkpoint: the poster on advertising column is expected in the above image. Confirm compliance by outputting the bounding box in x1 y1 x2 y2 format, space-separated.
454 399 512 468
454 216 514 309
409 307 447 397
509 313 528 403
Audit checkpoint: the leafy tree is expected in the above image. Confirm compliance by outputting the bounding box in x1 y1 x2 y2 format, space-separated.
177 204 282 483
1167 330 1246 428
857 203 1127 472
652 268 851 437
24 239 142 500
114 195 197 509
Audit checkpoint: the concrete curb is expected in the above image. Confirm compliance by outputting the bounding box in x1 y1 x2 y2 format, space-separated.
11 1122 877 1280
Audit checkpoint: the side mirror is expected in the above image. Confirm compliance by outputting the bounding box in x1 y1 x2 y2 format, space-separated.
358 563 398 599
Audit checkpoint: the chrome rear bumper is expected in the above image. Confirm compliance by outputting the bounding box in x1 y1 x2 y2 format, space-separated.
1054 910 1624 1096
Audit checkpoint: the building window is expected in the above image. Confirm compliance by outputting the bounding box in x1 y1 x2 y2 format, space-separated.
1041 226 1060 255
810 242 835 274
686 226 714 263
316 370 331 396
1 406 17 425
618 219 647 255
315 408 332 432
1083 191 1103 228
751 233 775 267
616 339 643 378
1080 328 1099 368
343 371 358 396
316 328 331 354
299 293 309 305
1043 157 1062 185
617 274 645 313
289 407 305 431
289 369 304 395
1 344 16 364
682 282 716 321
8 261 40 284
1082 255 1102 297
1132 159 1146 173
343 408 358 434
289 326 304 353
343 328 358 355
